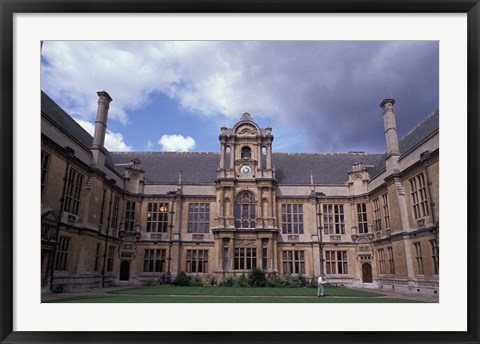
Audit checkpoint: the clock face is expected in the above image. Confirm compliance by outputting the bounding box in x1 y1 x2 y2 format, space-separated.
240 164 253 177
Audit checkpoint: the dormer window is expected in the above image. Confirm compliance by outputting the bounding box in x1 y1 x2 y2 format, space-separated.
241 147 251 159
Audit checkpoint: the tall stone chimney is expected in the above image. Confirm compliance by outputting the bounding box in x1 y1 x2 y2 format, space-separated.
380 99 400 173
91 91 113 166
92 91 113 149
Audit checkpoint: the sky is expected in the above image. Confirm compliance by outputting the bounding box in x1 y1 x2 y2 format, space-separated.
40 41 439 153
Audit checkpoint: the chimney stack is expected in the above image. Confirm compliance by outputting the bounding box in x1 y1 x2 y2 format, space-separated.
92 91 113 149
90 91 112 167
380 99 400 156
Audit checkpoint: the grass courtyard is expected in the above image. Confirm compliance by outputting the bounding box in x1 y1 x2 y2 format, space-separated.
45 285 425 303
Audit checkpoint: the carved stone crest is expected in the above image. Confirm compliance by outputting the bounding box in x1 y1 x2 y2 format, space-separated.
234 239 256 247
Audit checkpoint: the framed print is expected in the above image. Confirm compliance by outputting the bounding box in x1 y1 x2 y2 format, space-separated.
1 1 479 343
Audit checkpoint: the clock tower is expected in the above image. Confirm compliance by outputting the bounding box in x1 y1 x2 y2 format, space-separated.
212 113 279 278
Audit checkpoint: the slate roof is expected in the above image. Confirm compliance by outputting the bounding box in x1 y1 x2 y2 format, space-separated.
41 91 438 186
111 152 220 184
273 153 383 185
41 91 116 170
375 108 439 172
110 151 384 185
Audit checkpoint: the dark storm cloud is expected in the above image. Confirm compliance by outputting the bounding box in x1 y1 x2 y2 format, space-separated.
42 40 438 153
240 41 439 153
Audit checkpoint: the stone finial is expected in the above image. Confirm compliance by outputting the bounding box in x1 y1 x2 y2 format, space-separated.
241 113 252 121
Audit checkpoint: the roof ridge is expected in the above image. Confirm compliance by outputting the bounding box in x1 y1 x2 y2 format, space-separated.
272 152 383 156
110 151 221 155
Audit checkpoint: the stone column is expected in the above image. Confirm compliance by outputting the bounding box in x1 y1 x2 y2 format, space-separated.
272 237 278 272
218 187 225 228
229 141 236 170
228 237 234 271
219 143 225 169
402 236 416 286
258 187 264 228
267 239 273 271
256 238 263 269
215 235 222 271
266 145 272 170
257 143 262 170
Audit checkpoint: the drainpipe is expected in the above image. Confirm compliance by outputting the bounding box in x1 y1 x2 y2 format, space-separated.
315 193 325 277
101 189 113 288
422 160 437 226
50 147 73 291
167 191 177 275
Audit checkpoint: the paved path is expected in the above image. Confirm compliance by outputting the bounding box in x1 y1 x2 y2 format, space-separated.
42 286 438 303
348 287 439 302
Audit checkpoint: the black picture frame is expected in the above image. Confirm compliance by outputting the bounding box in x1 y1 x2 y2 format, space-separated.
1 1 479 343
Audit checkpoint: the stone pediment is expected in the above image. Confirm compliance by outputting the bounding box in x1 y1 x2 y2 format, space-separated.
235 123 258 136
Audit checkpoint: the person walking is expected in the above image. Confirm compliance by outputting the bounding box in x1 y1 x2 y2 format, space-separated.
317 275 325 297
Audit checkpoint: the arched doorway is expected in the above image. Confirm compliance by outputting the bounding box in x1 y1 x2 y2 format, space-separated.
120 261 130 281
362 263 372 283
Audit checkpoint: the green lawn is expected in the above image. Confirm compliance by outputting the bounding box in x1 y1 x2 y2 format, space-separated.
110 286 381 297
48 294 422 303
45 286 424 303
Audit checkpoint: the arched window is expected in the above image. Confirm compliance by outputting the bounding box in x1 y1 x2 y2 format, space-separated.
225 146 231 168
241 146 251 159
235 191 256 228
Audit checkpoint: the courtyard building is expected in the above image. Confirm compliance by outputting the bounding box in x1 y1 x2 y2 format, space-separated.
41 91 439 295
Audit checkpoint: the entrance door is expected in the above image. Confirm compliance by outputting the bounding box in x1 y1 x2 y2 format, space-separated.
362 263 372 283
120 261 130 281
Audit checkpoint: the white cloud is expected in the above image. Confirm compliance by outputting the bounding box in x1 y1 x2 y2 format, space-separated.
76 120 133 152
158 134 196 152
41 41 438 152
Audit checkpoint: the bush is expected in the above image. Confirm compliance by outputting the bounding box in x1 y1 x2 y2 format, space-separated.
173 271 191 286
238 274 250 287
157 273 172 285
190 275 203 287
286 275 302 288
219 275 237 287
248 268 267 287
297 274 308 287
307 278 318 288
267 275 287 288
203 274 216 287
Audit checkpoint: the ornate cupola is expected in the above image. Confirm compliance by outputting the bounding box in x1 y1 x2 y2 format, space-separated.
217 113 274 181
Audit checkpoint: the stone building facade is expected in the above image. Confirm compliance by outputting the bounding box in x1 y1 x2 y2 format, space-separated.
41 91 439 295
